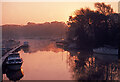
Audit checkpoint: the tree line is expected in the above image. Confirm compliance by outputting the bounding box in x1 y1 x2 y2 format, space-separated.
2 21 67 39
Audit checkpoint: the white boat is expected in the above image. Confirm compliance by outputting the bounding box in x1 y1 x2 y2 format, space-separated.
23 41 29 47
9 52 20 56
93 47 118 55
6 55 23 70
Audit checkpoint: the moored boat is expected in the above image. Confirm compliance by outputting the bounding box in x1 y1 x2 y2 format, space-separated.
22 41 29 47
9 52 20 56
6 55 23 70
56 42 64 48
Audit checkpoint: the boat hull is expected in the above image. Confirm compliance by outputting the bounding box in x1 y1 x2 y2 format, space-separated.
6 63 22 70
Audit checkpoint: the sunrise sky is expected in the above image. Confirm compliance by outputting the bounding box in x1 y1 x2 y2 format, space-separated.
1 1 119 25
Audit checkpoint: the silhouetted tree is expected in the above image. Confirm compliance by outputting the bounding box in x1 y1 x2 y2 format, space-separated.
95 2 114 15
66 3 119 50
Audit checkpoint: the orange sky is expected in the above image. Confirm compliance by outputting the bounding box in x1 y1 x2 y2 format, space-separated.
2 2 118 25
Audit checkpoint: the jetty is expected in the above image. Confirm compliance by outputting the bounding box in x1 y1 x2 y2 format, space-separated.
1 44 23 64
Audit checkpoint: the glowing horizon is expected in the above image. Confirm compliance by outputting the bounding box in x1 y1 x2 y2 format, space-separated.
2 2 118 25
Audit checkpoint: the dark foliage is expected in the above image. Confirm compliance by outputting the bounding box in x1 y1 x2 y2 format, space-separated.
67 3 120 49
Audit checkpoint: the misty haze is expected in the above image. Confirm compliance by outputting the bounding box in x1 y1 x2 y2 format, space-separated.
1 1 119 81
2 21 67 40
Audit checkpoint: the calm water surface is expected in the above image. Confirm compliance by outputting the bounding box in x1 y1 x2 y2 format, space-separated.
3 39 119 80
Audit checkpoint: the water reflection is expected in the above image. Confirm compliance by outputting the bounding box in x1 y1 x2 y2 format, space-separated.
21 46 30 53
17 39 72 80
19 39 63 53
3 65 24 81
6 68 24 81
67 51 118 80
19 50 72 80
3 39 118 80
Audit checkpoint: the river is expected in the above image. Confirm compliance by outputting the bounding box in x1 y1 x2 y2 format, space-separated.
3 38 119 81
